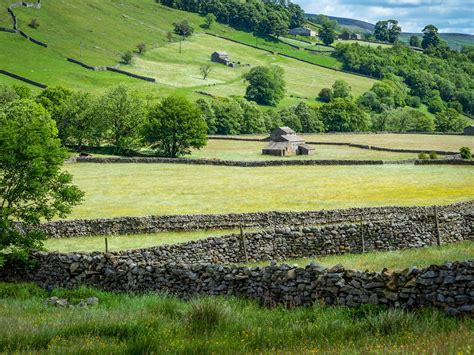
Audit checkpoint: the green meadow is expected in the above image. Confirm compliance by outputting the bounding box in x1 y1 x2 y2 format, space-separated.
62 163 474 220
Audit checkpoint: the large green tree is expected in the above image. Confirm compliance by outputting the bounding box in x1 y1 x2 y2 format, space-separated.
145 96 207 158
435 108 468 132
245 66 286 106
0 99 83 265
319 17 337 46
421 24 441 49
100 85 146 153
319 98 371 132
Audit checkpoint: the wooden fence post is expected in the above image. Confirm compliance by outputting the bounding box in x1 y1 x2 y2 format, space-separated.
434 206 442 246
240 224 248 262
105 237 108 253
360 216 365 253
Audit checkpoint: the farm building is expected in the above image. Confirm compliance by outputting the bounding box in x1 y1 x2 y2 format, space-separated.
351 33 362 40
464 125 474 135
211 51 231 66
262 127 315 156
288 27 317 37
339 32 351 40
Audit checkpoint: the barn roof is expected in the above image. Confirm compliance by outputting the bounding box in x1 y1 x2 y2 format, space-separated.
213 51 229 56
280 134 305 142
263 141 290 151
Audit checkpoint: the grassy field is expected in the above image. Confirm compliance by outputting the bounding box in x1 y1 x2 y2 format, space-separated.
62 163 474 219
188 140 418 161
235 133 474 151
0 0 378 106
1 282 472 354
249 241 474 271
44 229 244 253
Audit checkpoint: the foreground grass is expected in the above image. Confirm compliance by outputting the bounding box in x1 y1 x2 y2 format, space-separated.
44 229 244 253
249 241 474 271
0 283 472 354
188 140 417 161
63 163 474 219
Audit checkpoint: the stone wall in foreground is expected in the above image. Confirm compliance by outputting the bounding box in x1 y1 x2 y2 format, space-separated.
3 254 473 316
35 201 473 238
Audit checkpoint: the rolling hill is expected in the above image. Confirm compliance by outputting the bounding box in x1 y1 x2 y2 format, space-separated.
0 0 377 107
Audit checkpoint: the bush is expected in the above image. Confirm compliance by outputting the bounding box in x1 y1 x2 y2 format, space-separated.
28 19 39 29
136 43 146 55
318 88 333 103
418 152 429 160
406 96 421 108
121 51 134 65
459 147 471 160
429 151 438 159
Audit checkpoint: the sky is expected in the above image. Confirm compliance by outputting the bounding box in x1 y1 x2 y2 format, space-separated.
293 0 474 34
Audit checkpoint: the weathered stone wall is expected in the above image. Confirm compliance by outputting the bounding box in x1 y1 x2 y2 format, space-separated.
3 254 473 315
4 203 472 315
36 202 473 238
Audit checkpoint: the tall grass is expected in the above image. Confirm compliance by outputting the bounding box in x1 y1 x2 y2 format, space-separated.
0 283 473 353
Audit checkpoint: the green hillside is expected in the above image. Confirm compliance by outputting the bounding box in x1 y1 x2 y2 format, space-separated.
0 0 376 106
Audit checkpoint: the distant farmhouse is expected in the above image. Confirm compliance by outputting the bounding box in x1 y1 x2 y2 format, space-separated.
339 32 362 40
262 127 315 157
288 27 317 37
464 125 474 135
211 51 249 68
211 51 232 66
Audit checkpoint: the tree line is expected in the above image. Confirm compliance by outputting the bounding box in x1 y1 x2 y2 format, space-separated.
334 34 474 116
157 0 305 38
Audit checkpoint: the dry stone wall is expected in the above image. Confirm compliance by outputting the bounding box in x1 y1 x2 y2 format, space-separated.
36 202 473 238
4 203 473 315
3 254 473 316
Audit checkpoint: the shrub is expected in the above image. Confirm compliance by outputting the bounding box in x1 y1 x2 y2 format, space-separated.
406 96 421 108
28 19 39 29
318 87 333 103
418 152 429 160
429 151 438 159
459 147 471 160
121 51 134 65
136 43 146 55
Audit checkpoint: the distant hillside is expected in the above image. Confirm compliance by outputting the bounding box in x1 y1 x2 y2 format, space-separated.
307 14 473 50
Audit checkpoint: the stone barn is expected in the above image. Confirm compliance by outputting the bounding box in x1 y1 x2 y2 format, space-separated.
464 125 474 136
211 51 231 66
262 127 315 156
288 27 317 37
351 33 362 40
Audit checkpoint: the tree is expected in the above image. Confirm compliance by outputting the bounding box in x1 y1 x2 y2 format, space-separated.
257 10 288 38
427 95 446 114
173 19 194 38
381 108 434 132
212 99 242 135
318 88 333 103
204 13 216 29
0 85 19 108
36 86 72 117
196 99 217 134
12 85 31 99
100 85 146 153
319 98 371 132
166 31 173 42
245 66 286 106
332 80 352 99
55 92 104 149
374 21 389 42
121 51 134 64
294 102 325 133
136 43 147 55
28 18 39 29
0 99 83 266
145 96 207 157
200 64 213 80
237 99 266 134
409 35 420 47
319 19 336 46
435 108 468 132
421 24 441 49
387 20 401 43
